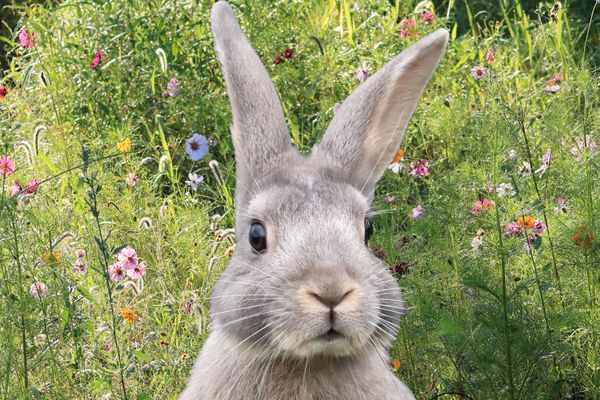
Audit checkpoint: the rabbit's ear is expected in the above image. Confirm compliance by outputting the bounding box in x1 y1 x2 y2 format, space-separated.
311 29 448 198
211 2 292 203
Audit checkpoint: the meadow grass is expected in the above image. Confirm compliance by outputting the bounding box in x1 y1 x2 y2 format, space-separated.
0 0 599 399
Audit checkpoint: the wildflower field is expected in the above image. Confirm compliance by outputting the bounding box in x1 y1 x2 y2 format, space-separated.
1 0 600 399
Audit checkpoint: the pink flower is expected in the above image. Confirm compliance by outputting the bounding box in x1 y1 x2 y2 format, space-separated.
354 61 371 82
8 180 22 195
503 222 522 238
420 10 435 24
471 65 487 79
385 194 396 203
399 18 418 38
547 72 562 85
411 205 425 220
471 198 495 215
117 246 138 269
533 219 547 235
544 84 561 93
90 49 104 69
73 260 88 274
272 55 284 65
109 262 125 281
75 249 86 258
0 86 7 100
535 149 551 177
163 77 180 97
524 233 537 251
24 178 41 194
126 173 138 186
127 261 146 280
19 29 36 48
485 49 495 64
29 281 48 301
0 155 16 177
408 160 429 177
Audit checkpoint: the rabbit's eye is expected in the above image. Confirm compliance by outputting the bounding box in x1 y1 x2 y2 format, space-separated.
364 218 373 243
249 221 267 253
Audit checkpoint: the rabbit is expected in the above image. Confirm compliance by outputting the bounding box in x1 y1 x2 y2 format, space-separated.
180 2 448 399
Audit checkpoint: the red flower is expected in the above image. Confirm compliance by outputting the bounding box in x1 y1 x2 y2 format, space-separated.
0 86 7 100
90 49 104 69
272 55 284 65
283 48 294 59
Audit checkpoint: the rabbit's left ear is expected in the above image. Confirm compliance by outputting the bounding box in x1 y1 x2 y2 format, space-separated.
311 29 448 198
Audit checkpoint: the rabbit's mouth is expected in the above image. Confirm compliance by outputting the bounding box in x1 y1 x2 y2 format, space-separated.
315 328 344 342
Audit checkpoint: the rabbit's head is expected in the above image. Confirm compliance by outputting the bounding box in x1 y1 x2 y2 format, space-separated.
209 2 447 359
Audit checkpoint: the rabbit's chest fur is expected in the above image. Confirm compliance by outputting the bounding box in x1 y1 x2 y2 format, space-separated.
180 331 414 400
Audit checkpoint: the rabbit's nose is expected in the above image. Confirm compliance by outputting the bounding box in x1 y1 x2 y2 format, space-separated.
310 288 354 310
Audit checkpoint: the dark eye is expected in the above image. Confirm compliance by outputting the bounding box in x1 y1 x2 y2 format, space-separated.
249 221 267 253
364 218 373 243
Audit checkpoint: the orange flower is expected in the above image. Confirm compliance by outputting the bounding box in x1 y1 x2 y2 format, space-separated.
572 226 594 249
121 306 139 323
42 250 62 266
180 353 190 360
160 339 170 346
517 215 535 229
391 149 405 164
392 358 401 370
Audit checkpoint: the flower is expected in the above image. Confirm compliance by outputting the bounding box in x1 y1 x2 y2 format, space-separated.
385 194 396 203
471 235 484 253
471 198 495 215
485 49 495 64
570 135 597 161
534 149 551 177
24 178 40 194
185 173 204 191
547 72 561 85
0 86 7 100
392 358 401 370
121 306 139 323
19 28 36 48
42 250 62 265
282 48 294 59
73 260 88 274
272 55 284 65
544 84 561 93
127 261 146 280
572 226 594 249
408 160 429 177
164 77 180 97
182 299 195 316
387 148 405 173
503 221 522 237
399 18 418 38
109 262 125 281
117 246 138 269
555 196 570 213
533 219 546 235
354 61 371 82
0 155 16 177
507 149 518 159
517 215 535 229
126 173 138 186
471 65 487 79
76 249 86 258
185 133 209 161
8 180 22 195
519 161 532 177
90 49 104 69
524 233 537 251
496 182 516 197
29 281 48 301
117 138 132 153
420 10 435 24
411 205 425 220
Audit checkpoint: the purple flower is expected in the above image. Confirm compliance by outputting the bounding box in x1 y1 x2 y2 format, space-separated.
354 61 371 82
164 77 180 97
411 205 425 220
533 219 547 235
73 260 88 275
503 222 522 238
535 149 551 177
408 160 429 177
185 133 209 161
471 65 487 80
519 161 532 177
385 194 396 203
544 84 561 93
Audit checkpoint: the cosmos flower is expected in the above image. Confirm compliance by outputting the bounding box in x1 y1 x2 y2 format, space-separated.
570 135 597 161
76 249 86 258
471 65 487 79
420 10 435 24
73 260 88 275
8 180 22 195
90 49 104 69
471 198 495 215
127 261 146 280
117 246 138 269
164 77 180 97
519 161 532 177
399 18 418 38
354 61 371 82
535 149 551 177
485 49 495 64
19 28 36 48
496 182 516 197
121 306 139 323
507 149 517 159
503 221 522 237
0 155 16 177
30 281 48 301
24 178 41 194
411 205 425 220
408 160 429 177
109 262 125 281
185 133 209 161
185 173 204 191
126 173 138 186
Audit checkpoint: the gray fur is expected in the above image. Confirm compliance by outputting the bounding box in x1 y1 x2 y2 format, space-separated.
180 2 447 399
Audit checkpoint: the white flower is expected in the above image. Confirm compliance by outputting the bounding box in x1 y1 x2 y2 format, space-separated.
519 161 532 177
496 182 516 197
471 235 484 253
185 173 204 191
387 162 404 174
507 149 517 159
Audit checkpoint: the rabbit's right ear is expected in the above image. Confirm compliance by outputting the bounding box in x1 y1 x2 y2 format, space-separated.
211 2 293 206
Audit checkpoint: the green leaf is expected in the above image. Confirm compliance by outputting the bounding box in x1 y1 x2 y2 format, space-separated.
133 350 152 363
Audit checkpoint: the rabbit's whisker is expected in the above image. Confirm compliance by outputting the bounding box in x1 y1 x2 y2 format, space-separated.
209 303 269 317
